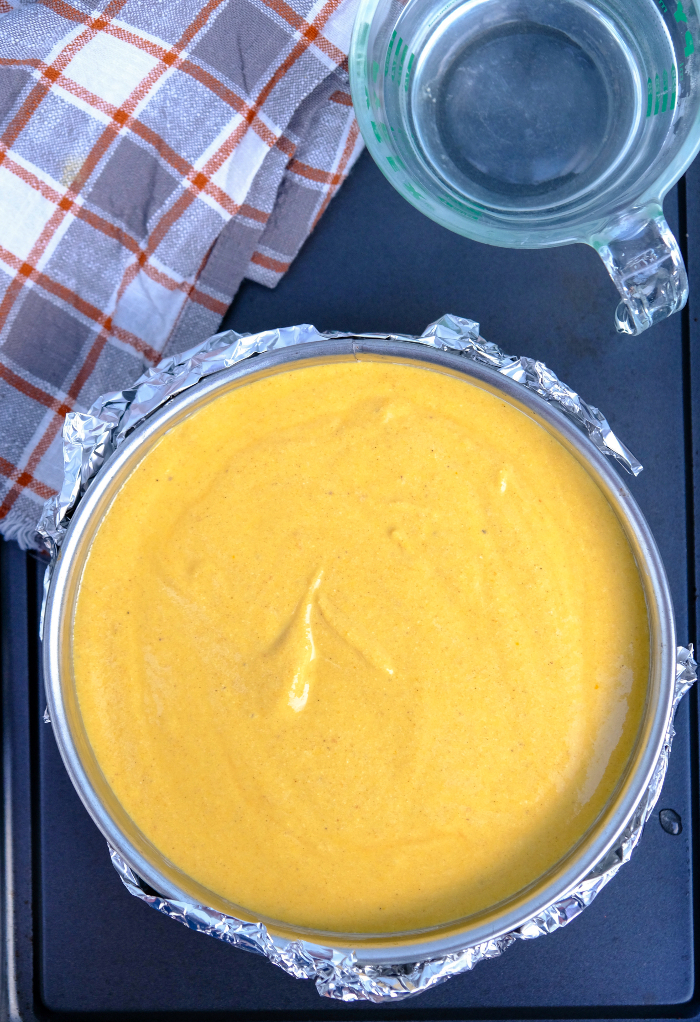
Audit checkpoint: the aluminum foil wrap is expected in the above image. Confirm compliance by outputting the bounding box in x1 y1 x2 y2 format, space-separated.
37 313 693 1003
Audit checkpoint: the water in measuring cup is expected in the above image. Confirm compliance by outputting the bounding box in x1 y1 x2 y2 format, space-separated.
406 0 676 212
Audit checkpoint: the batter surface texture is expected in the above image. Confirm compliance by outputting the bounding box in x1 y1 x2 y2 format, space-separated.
73 359 649 933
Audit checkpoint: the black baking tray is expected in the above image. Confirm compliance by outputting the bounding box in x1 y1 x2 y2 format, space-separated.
1 149 699 1021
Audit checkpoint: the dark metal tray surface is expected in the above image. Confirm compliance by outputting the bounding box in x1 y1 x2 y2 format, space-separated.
1 149 698 1020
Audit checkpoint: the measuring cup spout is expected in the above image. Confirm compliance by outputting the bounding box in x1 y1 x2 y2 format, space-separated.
591 205 688 335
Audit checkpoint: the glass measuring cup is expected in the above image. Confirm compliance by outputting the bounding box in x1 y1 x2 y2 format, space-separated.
349 0 700 334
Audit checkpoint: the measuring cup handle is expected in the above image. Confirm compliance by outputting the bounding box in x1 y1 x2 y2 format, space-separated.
591 205 688 336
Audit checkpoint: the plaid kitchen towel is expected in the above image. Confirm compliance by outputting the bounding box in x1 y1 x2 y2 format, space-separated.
0 0 363 548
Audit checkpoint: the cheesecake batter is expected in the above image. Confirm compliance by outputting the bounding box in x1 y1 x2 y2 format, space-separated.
72 359 649 933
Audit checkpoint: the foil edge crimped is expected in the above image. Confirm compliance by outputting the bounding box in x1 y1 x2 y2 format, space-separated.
36 312 643 561
37 313 690 1002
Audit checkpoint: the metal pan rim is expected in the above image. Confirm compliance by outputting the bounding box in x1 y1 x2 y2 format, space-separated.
42 337 676 965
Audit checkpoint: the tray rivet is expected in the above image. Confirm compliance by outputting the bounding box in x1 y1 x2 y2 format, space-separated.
659 808 682 835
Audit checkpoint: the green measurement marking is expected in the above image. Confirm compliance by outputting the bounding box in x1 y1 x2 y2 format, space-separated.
397 42 408 85
404 182 423 200
384 30 396 77
391 36 403 80
370 120 382 144
673 3 694 60
437 195 483 220
386 154 406 171
648 70 680 114
372 60 379 83
405 52 415 92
